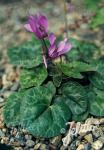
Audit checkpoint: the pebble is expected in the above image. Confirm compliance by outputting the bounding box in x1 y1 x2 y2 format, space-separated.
0 97 4 103
60 145 67 150
0 129 5 137
76 144 84 150
34 143 41 149
100 118 104 124
50 136 61 146
84 134 93 143
98 136 104 144
84 143 91 150
25 134 32 140
2 128 7 133
10 137 15 143
0 120 4 129
26 139 35 147
49 143 56 150
39 143 48 150
15 147 23 150
92 140 103 150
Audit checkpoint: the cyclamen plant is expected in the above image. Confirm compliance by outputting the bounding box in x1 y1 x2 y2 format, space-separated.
3 13 104 138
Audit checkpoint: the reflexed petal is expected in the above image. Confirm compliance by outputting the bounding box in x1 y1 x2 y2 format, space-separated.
49 33 56 45
63 43 72 52
38 15 48 32
57 41 66 52
24 24 33 32
28 17 37 33
58 43 72 56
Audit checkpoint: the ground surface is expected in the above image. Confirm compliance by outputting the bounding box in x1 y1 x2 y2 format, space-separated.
0 0 104 150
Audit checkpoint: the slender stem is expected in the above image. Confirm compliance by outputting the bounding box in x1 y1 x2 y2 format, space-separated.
40 39 48 68
42 39 48 56
63 0 68 39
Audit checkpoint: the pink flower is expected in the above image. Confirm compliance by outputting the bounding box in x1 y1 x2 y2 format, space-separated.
24 13 48 39
48 33 72 59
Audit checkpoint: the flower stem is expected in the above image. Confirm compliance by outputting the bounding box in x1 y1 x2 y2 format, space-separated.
63 0 68 39
41 39 48 68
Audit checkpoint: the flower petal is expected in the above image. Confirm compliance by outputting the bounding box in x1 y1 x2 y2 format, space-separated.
57 41 66 52
48 45 56 56
49 33 56 45
24 24 33 32
58 43 72 56
38 14 48 32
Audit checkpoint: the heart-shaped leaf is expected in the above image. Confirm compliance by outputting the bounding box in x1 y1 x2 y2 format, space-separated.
84 0 101 11
89 73 104 90
60 82 88 115
88 90 104 117
91 8 104 28
89 59 104 90
66 40 99 62
4 82 72 138
8 41 42 68
72 110 89 122
20 65 47 89
60 61 95 79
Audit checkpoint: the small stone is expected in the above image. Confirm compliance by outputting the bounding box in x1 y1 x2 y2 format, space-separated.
92 140 103 150
69 140 77 150
84 143 91 150
10 137 15 143
76 140 81 146
15 147 23 150
26 139 35 147
80 24 88 29
93 128 102 138
0 97 4 103
60 145 67 150
98 136 104 144
76 144 84 150
50 136 61 146
0 120 4 129
100 118 104 124
34 143 41 149
84 134 93 143
12 128 17 136
40 143 47 150
2 128 7 133
2 137 9 144
0 129 5 137
25 134 32 140
49 143 56 150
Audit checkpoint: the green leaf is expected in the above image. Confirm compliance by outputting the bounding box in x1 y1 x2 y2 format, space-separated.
84 0 101 11
89 73 104 90
66 40 99 62
88 91 104 117
4 82 72 138
20 65 47 89
72 110 89 122
8 41 42 68
91 8 104 28
79 42 100 62
53 75 62 87
93 87 104 98
89 59 104 90
60 61 95 79
60 82 88 115
49 65 62 87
